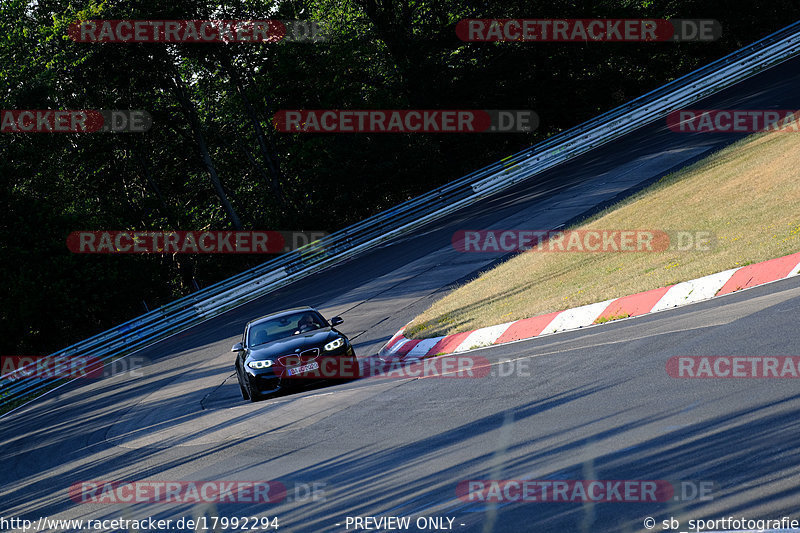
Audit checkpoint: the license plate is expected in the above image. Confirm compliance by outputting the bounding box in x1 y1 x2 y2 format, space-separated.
287 361 319 376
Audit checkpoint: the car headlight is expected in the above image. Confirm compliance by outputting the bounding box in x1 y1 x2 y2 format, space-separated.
324 338 345 351
247 360 273 369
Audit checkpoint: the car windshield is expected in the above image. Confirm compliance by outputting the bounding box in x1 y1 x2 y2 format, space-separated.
247 311 327 346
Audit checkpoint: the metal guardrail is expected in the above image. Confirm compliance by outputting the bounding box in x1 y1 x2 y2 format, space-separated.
3 21 800 413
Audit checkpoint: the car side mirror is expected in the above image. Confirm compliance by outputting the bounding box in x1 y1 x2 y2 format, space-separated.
231 342 244 352
330 316 344 326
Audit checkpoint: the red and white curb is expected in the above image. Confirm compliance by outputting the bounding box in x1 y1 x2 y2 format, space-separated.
379 251 800 360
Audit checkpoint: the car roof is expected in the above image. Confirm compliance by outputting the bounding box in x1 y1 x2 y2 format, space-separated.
246 306 318 328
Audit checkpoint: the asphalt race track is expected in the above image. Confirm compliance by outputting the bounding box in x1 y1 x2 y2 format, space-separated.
3 55 800 533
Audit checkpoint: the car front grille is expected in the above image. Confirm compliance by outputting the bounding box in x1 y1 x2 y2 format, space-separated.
278 348 320 367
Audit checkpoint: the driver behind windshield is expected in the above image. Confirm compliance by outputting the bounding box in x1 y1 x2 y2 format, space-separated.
294 313 321 334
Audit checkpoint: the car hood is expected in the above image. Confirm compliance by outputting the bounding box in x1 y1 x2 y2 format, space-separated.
248 328 340 360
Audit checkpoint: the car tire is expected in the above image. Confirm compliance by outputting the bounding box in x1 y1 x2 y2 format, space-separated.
238 373 250 401
237 366 256 402
245 376 260 403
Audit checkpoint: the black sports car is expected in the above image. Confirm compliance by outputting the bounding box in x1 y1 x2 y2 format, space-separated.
233 306 359 401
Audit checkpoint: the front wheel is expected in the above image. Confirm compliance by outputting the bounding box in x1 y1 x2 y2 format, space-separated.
236 367 252 401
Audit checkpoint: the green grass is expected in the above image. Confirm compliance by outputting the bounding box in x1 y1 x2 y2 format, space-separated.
407 129 800 339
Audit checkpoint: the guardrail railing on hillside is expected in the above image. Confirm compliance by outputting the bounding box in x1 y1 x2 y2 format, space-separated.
3 21 800 414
